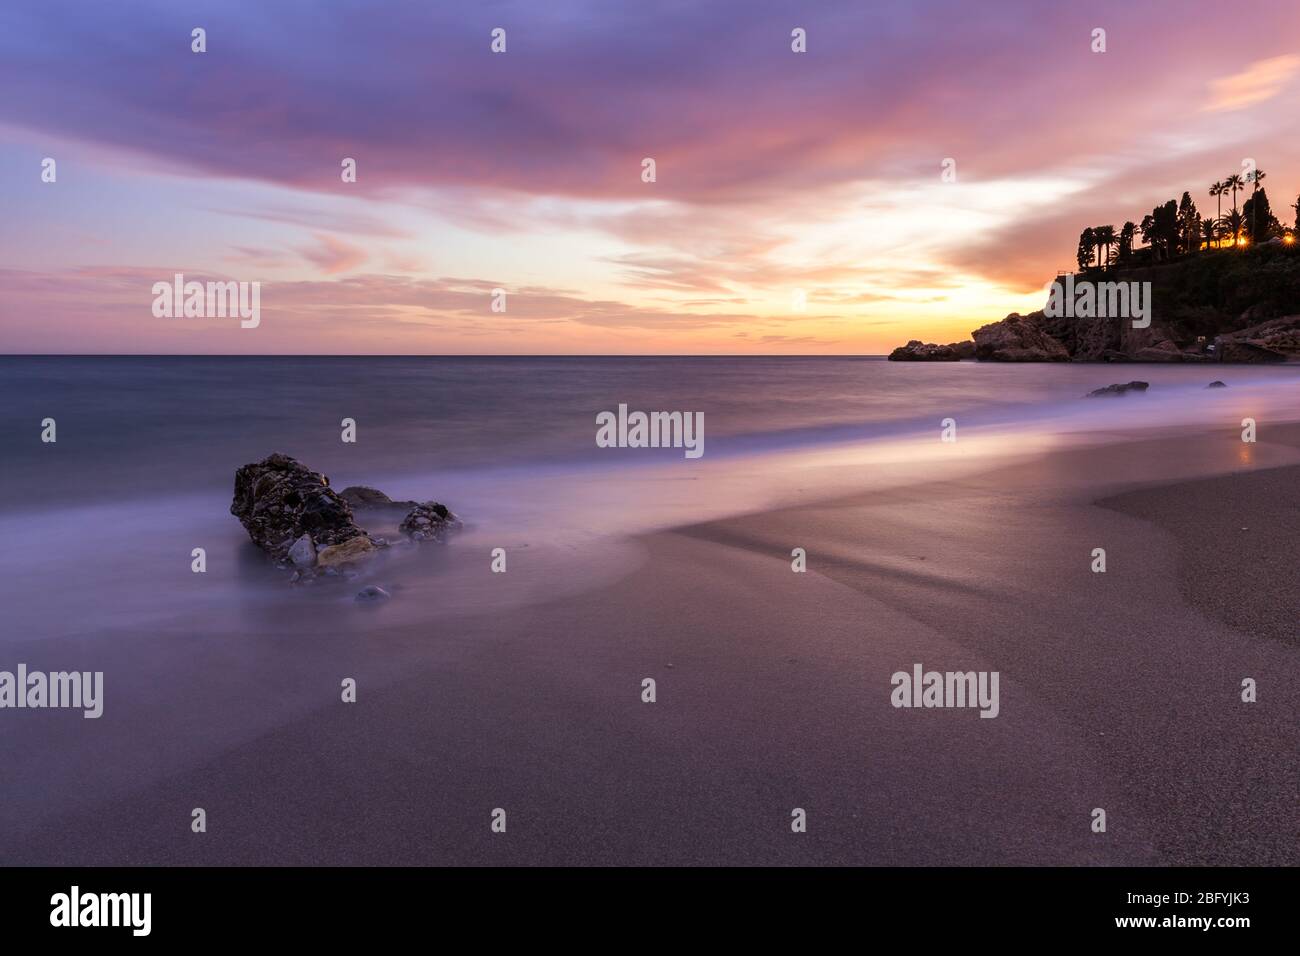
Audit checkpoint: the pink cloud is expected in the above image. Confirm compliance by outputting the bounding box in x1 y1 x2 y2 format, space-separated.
298 234 369 275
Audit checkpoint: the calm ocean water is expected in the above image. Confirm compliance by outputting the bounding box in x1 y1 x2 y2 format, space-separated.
1 353 1298 645
5 355 1298 512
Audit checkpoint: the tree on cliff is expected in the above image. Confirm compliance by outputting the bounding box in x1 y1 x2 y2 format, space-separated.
1069 163 1292 263
1077 227 1096 271
1224 173 1246 220
1094 224 1117 267
1200 218 1218 250
1209 181 1227 245
1242 189 1280 241
1178 192 1201 255
1117 221 1136 263
1247 168 1267 241
1143 201 1179 261
1220 209 1244 246
1139 215 1155 260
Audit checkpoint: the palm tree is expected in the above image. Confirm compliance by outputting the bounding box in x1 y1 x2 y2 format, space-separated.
1201 218 1218 251
1223 174 1246 243
1209 181 1226 246
1220 209 1244 246
1248 168 1267 240
1094 224 1117 268
1224 173 1245 212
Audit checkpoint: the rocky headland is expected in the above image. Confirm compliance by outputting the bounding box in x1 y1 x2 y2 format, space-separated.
889 243 1300 363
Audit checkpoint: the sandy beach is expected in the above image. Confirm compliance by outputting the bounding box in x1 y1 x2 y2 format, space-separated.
12 5 1300 924
2 419 1296 867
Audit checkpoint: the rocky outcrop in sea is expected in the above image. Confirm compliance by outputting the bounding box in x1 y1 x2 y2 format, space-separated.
398 502 459 542
230 453 368 562
887 339 976 361
1085 380 1150 397
230 453 460 582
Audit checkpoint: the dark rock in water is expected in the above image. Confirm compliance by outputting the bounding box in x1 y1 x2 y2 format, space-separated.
234 456 461 581
231 453 369 562
887 339 976 361
354 585 391 602
399 501 462 542
1206 380 1228 388
339 485 420 512
1086 381 1150 397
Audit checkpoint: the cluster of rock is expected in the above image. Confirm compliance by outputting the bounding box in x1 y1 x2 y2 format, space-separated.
1083 379 1228 397
891 310 1300 364
887 339 976 361
1212 315 1300 363
230 454 460 586
398 502 457 541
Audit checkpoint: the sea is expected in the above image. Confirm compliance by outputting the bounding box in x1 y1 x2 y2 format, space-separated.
1 355 1297 637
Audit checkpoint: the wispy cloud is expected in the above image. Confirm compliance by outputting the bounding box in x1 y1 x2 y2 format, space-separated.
1204 55 1300 112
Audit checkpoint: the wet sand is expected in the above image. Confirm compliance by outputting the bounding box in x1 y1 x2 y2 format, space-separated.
1101 466 1300 648
2 426 1297 866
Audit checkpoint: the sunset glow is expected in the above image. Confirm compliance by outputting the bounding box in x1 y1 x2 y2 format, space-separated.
2 0 1299 354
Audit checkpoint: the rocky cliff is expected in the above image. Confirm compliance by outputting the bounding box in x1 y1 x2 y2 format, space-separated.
889 243 1300 362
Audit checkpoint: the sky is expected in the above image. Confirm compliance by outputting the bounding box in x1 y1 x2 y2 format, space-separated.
2 0 1299 355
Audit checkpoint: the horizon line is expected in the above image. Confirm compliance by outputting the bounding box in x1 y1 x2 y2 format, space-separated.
0 353 895 359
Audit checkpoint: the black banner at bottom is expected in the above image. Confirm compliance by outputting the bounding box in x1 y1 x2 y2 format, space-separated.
0 866 1283 942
